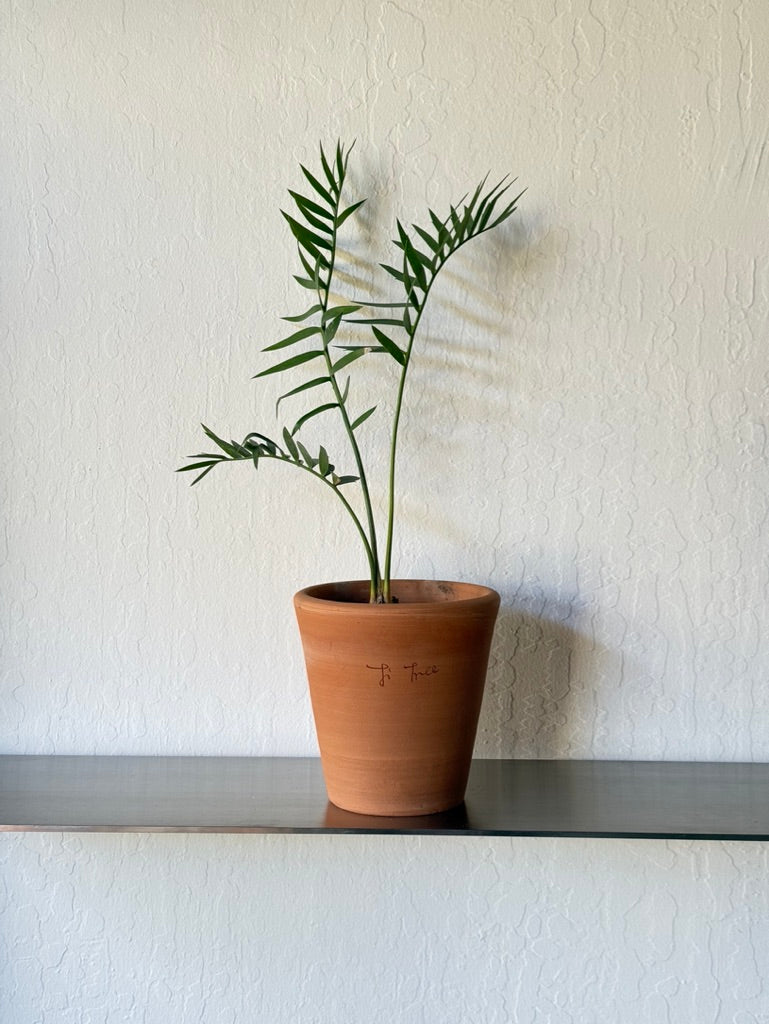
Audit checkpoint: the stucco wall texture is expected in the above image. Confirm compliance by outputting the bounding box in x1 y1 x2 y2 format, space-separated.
3 1 768 1021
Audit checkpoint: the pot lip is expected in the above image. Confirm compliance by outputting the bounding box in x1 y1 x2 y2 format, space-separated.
294 579 500 610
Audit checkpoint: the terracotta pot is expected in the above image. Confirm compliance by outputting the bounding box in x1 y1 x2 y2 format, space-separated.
294 579 500 816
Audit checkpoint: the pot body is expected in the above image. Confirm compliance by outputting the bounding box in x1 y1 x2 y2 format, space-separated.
294 579 500 816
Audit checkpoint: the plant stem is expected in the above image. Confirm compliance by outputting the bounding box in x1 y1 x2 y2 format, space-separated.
382 299 427 603
260 451 379 587
318 150 382 601
382 216 512 602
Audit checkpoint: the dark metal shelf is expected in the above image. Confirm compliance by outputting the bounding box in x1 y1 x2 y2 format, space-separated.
1 756 767 839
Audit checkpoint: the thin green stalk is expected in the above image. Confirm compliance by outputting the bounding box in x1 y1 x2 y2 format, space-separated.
180 145 522 607
381 210 520 602
315 148 382 599
266 452 379 585
381 295 428 604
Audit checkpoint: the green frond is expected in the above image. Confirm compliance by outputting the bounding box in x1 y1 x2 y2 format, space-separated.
263 325 322 353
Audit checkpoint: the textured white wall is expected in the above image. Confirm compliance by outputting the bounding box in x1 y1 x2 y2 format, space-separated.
3 1 768 1021
3 834 768 1023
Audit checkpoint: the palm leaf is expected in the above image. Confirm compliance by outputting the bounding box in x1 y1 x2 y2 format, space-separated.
282 427 300 461
275 375 330 415
296 440 317 468
288 189 334 222
323 304 362 323
371 326 406 365
263 325 322 352
336 198 366 227
300 164 334 206
293 274 319 291
351 406 377 430
282 212 332 253
331 348 367 374
380 262 406 283
254 349 325 379
319 145 340 195
412 223 439 253
292 402 338 436
282 304 323 323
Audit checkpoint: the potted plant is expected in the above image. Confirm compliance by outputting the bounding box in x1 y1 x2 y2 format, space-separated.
179 142 523 815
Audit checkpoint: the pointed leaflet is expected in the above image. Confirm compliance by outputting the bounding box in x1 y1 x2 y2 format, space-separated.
351 406 377 430
333 345 387 354
288 189 334 222
319 144 340 196
336 198 366 228
460 191 485 236
282 216 331 278
335 140 346 182
393 235 433 268
449 204 463 238
282 304 323 323
202 425 241 458
275 375 330 415
323 304 362 324
242 431 280 454
187 463 218 485
331 348 367 374
348 316 405 326
391 231 421 294
412 223 440 253
296 246 323 289
356 300 409 309
296 440 317 468
291 403 338 436
396 220 431 277
429 207 448 237
427 212 451 256
229 438 255 457
474 177 510 231
462 175 489 227
318 446 330 476
177 458 223 476
371 326 406 365
290 199 334 236
380 262 406 283
458 202 478 240
487 191 525 230
300 164 334 207
254 349 325 378
384 242 418 297
477 196 500 232
262 325 322 352
472 180 519 234
324 316 341 345
282 212 332 253
292 240 329 276
293 274 319 291
282 427 300 462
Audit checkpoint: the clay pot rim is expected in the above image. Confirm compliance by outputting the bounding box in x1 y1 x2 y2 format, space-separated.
294 579 500 612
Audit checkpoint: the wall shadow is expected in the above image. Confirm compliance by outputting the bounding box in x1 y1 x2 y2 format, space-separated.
476 590 610 759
